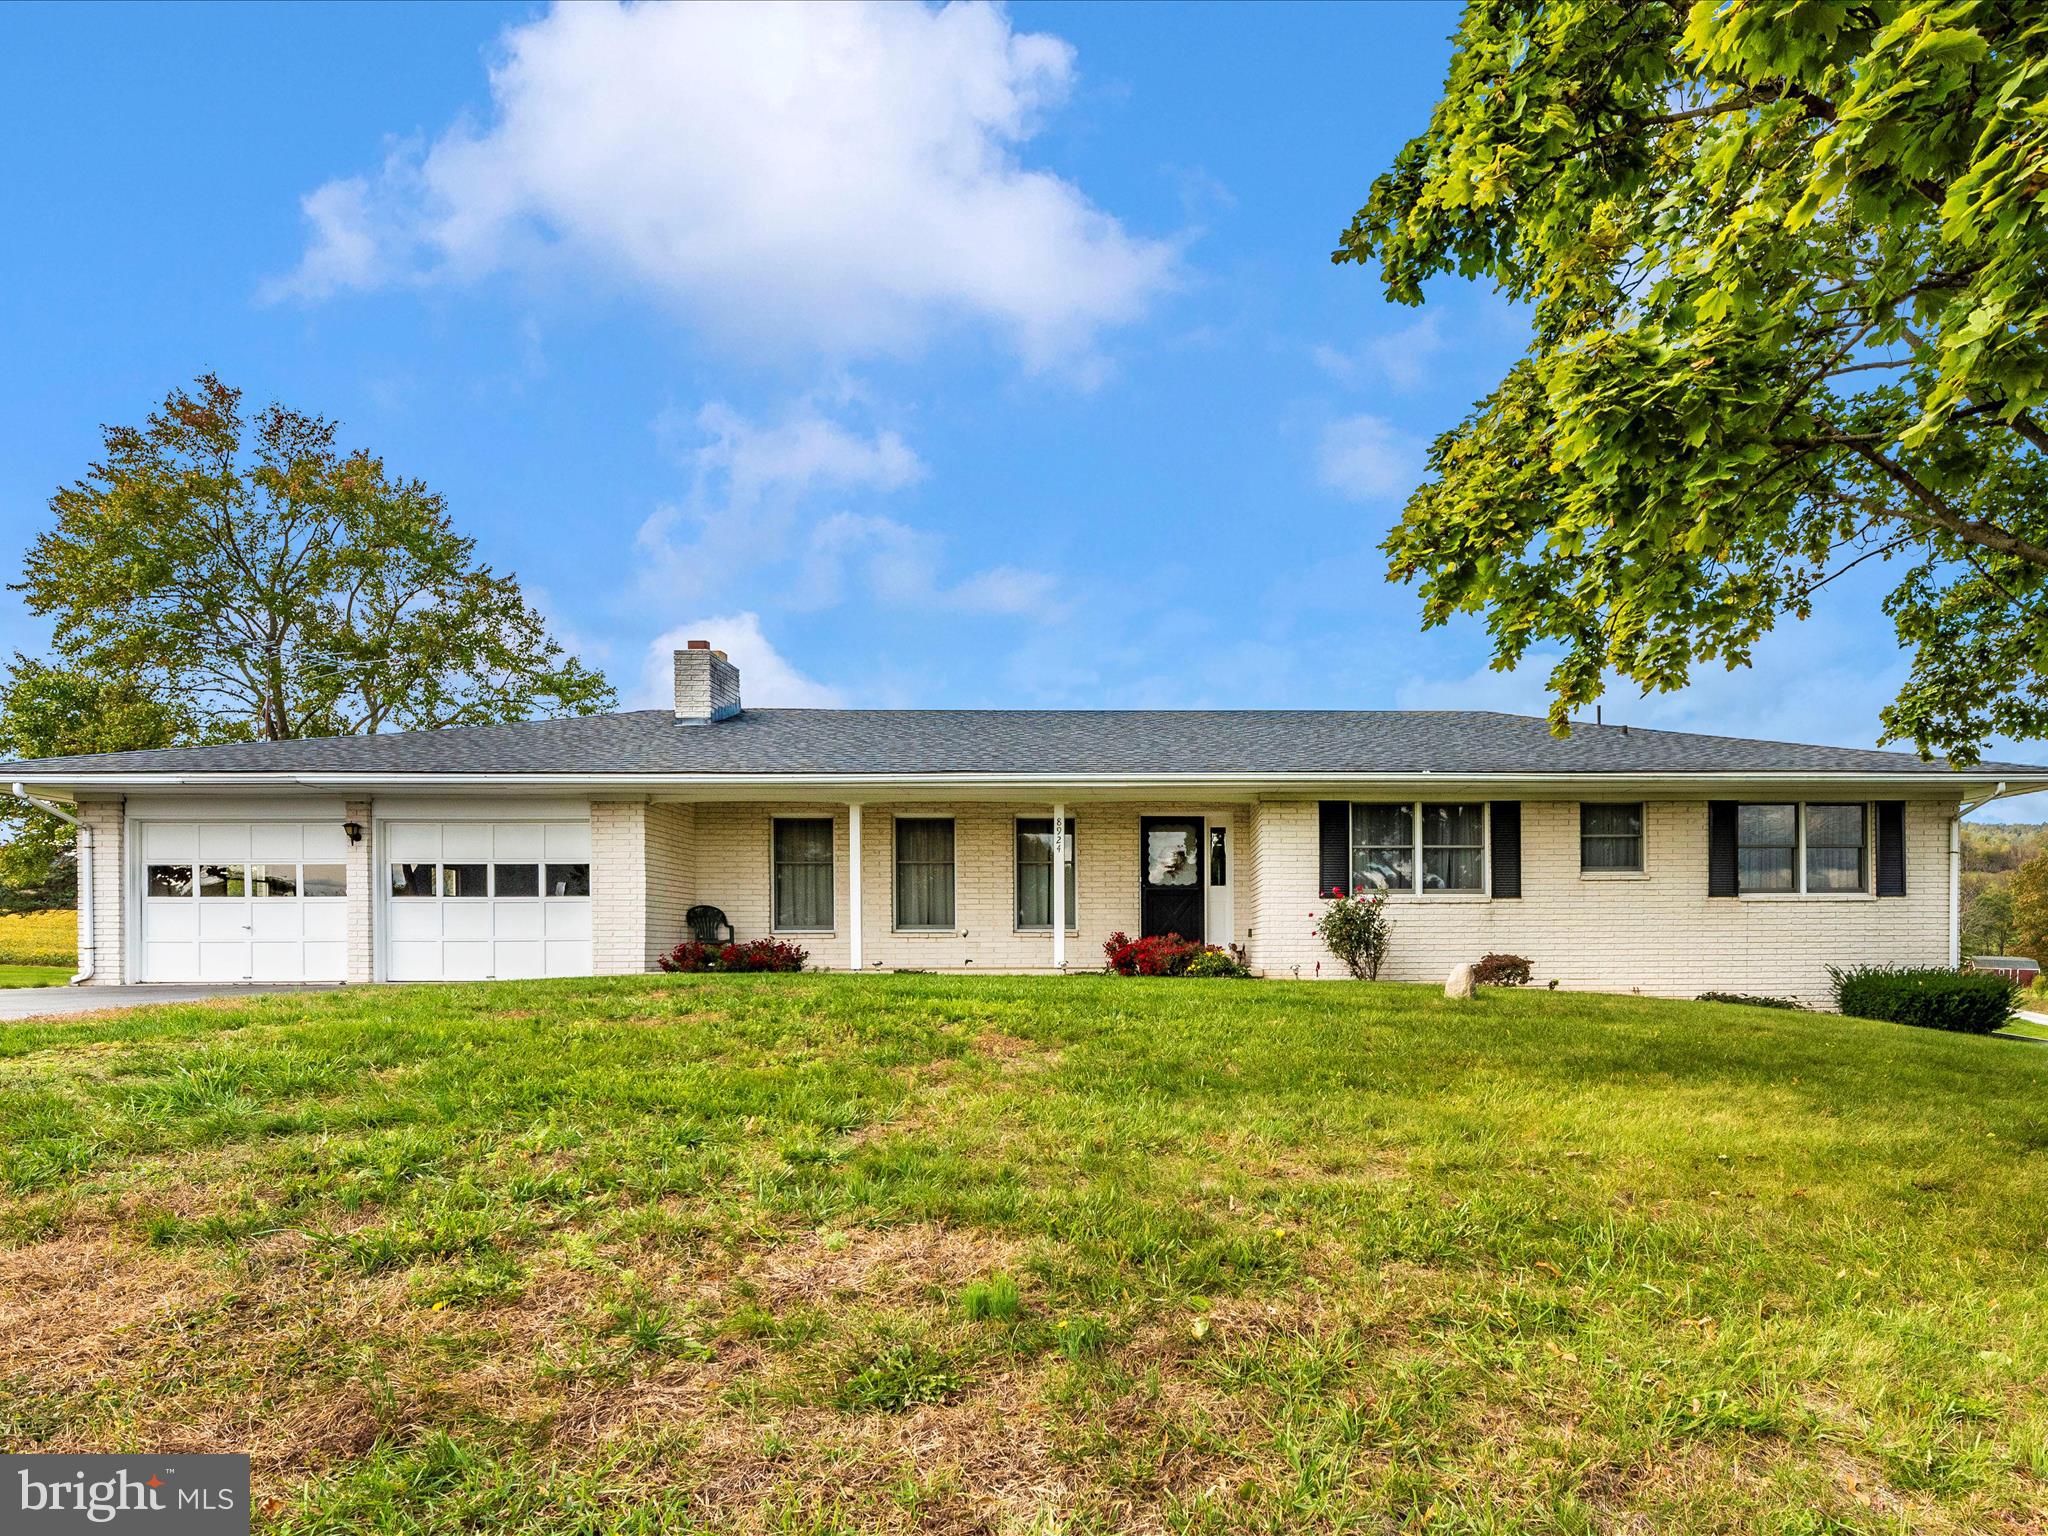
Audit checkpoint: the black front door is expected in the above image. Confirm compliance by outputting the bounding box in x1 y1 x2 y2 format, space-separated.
1140 817 1205 941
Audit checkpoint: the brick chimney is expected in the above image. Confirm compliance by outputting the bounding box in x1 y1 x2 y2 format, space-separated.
673 640 741 724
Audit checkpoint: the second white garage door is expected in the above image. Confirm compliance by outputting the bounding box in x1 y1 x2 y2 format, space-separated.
383 821 593 981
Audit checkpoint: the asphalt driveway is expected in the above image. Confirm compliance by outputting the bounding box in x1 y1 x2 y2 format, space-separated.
0 983 340 1021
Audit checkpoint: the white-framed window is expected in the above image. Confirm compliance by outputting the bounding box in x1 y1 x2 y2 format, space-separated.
1580 803 1645 873
1348 803 1488 895
894 817 956 930
1738 803 1867 894
773 816 834 931
1015 817 1076 931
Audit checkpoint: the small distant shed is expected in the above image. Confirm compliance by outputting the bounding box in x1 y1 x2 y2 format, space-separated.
1970 956 2042 984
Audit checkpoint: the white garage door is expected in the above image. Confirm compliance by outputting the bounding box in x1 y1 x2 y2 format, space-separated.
139 822 350 982
383 821 592 981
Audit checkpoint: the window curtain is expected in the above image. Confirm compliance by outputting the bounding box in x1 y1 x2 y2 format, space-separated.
1580 803 1643 871
896 819 956 928
1350 804 1414 892
774 818 834 929
1420 803 1484 891
1016 818 1075 928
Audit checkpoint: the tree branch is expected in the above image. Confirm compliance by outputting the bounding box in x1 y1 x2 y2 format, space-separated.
1842 442 2048 570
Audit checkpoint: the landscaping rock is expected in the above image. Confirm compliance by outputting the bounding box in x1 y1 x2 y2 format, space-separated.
1445 963 1476 1000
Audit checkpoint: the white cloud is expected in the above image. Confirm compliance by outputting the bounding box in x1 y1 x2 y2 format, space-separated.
635 400 1059 621
269 1 1176 371
1316 413 1422 502
1312 313 1445 391
639 614 843 709
793 512 1060 615
691 401 925 507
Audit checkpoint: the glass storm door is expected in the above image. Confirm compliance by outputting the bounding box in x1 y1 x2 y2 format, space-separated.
1140 817 1205 942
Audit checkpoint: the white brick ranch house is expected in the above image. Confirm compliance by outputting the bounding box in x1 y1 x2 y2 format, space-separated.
5 644 2045 1006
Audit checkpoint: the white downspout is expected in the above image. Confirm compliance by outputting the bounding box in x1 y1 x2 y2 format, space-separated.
1950 813 1962 968
847 802 863 973
12 783 91 985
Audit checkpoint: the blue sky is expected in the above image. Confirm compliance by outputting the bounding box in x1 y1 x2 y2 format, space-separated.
3 1 2042 816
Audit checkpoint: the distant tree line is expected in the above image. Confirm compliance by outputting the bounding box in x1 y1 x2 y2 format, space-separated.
1961 823 2048 963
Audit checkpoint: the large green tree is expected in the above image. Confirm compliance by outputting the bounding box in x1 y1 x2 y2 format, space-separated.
17 374 614 742
0 658 192 909
1337 0 2048 762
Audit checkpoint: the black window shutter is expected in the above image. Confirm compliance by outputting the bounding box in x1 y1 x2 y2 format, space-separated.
1318 801 1349 897
1490 801 1522 898
1708 801 1738 897
1875 800 1907 896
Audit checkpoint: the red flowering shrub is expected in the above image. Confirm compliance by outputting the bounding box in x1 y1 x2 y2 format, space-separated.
1102 932 1244 977
659 938 808 973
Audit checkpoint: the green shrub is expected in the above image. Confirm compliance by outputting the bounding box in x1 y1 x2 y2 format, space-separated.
1316 890 1393 980
1184 948 1253 979
1697 991 1803 1011
1829 965 2017 1034
1473 953 1532 986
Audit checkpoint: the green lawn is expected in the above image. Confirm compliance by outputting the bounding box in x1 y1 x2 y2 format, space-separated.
0 962 73 988
3 975 2046 1534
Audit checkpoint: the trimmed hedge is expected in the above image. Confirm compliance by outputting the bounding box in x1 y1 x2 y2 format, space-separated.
1829 965 2017 1034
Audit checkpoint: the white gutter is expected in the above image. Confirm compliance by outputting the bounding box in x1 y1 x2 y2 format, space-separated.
11 782 90 984
10 769 2048 793
1954 780 2021 968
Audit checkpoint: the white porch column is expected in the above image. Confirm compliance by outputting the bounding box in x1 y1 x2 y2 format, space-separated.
1051 802 1066 969
848 802 864 972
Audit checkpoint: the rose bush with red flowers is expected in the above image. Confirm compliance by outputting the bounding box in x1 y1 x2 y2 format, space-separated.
1102 932 1250 977
659 938 808 973
1315 886 1393 980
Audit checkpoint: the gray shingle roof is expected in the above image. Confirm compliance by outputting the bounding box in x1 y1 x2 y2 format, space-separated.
2 708 2042 780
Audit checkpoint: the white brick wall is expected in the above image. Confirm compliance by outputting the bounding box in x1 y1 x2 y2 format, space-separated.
70 788 1960 1002
592 802 650 974
76 797 125 985
592 800 698 972
689 802 1253 973
344 799 374 984
644 802 694 964
1250 797 1956 1006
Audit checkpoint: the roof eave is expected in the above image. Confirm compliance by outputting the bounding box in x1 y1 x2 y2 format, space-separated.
12 767 2047 798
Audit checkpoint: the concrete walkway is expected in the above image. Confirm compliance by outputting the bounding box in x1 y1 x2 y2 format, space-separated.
0 983 340 1021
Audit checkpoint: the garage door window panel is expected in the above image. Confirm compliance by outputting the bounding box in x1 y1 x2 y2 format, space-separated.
199 864 246 898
